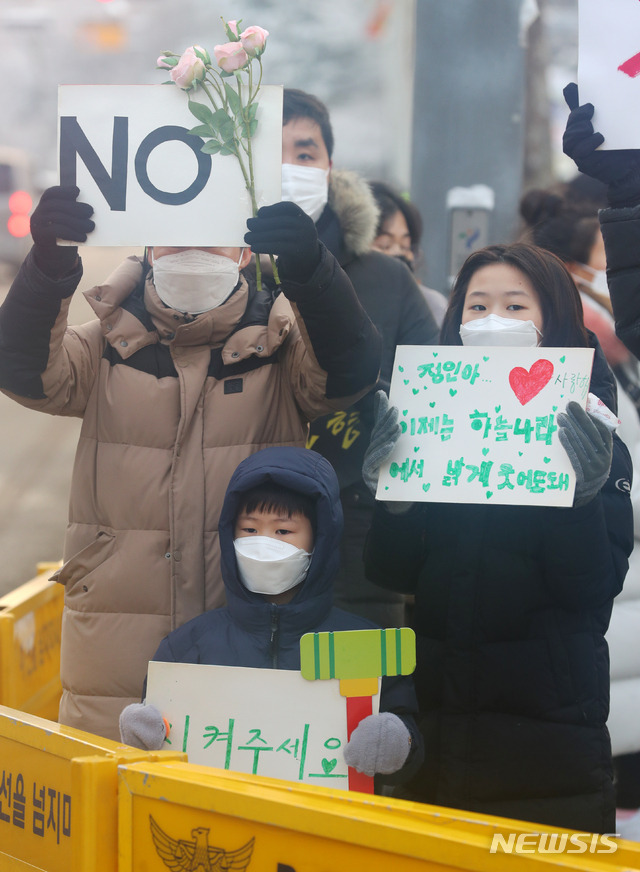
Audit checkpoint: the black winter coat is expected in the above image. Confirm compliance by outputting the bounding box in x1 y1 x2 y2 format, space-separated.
151 446 424 788
600 203 640 360
364 339 633 832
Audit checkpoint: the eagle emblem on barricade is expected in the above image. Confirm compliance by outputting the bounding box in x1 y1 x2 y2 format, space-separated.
150 815 255 872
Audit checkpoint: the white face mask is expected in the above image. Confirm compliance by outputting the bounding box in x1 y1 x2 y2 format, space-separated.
459 313 542 347
575 265 609 298
281 164 329 222
233 536 312 596
151 249 241 314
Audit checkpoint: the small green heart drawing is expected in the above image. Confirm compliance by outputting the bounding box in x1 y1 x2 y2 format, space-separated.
422 483 431 492
494 405 501 413
423 385 428 390
412 388 419 395
552 405 557 412
385 486 389 490
483 356 490 362
399 365 404 372
403 379 409 385
449 388 457 397
433 351 438 357
482 447 489 456
402 409 408 416
518 451 523 456
322 758 338 774
543 457 551 464
485 491 493 499
414 446 420 452
429 402 436 408
560 355 565 363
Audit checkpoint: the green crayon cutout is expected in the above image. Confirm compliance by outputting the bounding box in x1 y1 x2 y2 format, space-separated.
300 628 416 792
300 628 416 697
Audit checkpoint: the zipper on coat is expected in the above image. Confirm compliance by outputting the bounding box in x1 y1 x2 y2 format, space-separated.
269 605 280 669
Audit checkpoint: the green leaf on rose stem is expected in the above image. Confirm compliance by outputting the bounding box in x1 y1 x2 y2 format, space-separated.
189 124 215 138
224 81 242 116
220 120 236 143
219 69 233 78
158 56 179 67
193 47 210 65
201 140 222 154
247 102 259 121
219 145 235 156
188 100 217 127
210 109 232 132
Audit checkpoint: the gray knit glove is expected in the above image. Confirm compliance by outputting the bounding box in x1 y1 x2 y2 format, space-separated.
362 390 412 513
557 401 613 507
344 712 412 776
119 703 167 750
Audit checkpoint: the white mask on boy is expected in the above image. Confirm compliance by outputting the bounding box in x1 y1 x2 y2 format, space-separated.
459 313 542 347
281 164 329 222
152 249 241 314
233 536 312 595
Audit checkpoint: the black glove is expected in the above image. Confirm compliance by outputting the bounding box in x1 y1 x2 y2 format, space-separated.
244 201 321 283
30 185 95 277
562 83 640 208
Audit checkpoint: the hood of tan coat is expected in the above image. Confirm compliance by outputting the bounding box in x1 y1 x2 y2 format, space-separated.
327 169 380 259
82 255 295 362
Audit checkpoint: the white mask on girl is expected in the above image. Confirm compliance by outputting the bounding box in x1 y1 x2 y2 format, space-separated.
233 536 312 596
281 164 329 222
459 313 542 347
152 249 242 314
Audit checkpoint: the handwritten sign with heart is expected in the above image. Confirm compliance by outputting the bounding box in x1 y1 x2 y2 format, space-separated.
378 345 594 508
145 661 379 789
509 359 554 405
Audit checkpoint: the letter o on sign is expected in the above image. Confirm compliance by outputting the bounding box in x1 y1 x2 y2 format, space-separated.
135 125 212 205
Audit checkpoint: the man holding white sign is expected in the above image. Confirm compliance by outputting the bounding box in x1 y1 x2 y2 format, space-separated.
361 242 632 833
0 173 381 742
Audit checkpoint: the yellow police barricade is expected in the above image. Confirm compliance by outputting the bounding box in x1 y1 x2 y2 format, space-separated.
118 760 640 872
0 564 64 720
0 705 185 872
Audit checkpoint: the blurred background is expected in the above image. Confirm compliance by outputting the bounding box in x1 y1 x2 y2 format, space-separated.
0 0 580 591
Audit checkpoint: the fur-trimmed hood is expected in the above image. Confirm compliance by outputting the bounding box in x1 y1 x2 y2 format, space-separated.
327 169 380 259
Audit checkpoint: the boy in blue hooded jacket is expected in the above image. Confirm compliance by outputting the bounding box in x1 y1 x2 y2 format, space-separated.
120 446 423 786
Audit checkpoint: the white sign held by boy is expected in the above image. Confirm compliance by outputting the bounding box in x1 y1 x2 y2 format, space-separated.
578 0 640 149
377 345 595 507
57 84 283 246
145 661 379 788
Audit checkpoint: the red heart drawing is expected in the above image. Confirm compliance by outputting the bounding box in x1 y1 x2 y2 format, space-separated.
508 359 554 406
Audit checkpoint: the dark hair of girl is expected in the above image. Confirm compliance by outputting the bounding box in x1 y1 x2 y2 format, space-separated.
440 242 589 348
369 180 423 258
236 483 317 536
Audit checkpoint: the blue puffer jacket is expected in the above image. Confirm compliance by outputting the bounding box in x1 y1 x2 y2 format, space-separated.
152 446 424 785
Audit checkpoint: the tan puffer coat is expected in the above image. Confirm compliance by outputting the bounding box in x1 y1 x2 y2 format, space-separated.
0 246 380 739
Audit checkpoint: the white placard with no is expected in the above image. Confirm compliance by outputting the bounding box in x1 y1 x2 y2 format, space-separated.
377 346 595 507
578 0 640 149
58 84 283 246
145 661 379 788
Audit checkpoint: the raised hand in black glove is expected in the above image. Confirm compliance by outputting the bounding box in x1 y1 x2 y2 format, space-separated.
30 185 95 278
244 201 321 283
562 82 640 208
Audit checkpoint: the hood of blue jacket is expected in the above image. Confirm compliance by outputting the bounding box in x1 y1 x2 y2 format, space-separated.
218 447 343 635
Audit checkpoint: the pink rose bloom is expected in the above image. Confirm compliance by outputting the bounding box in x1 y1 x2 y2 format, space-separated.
171 47 206 90
226 20 241 39
214 41 249 72
240 26 269 57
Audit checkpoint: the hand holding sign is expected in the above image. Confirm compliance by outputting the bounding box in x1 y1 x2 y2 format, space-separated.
30 186 95 277
562 83 640 208
557 401 613 506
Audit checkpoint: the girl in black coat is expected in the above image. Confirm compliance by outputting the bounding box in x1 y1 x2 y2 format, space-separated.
363 243 633 833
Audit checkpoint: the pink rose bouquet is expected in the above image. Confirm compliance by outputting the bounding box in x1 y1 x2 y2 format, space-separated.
157 17 276 289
